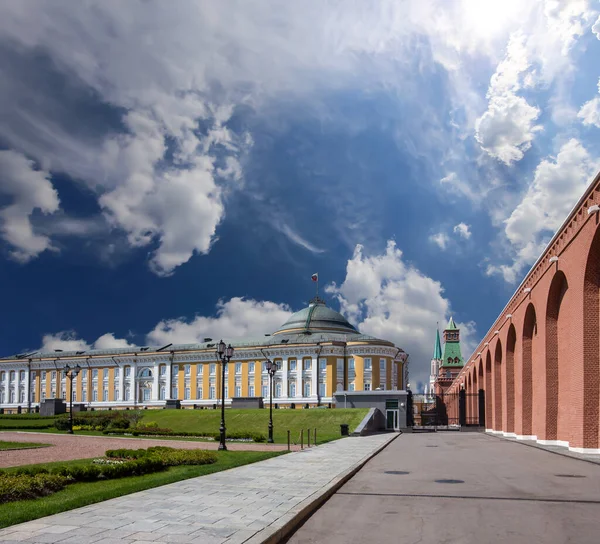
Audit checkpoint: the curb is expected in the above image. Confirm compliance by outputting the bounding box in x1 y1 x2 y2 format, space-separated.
244 433 400 544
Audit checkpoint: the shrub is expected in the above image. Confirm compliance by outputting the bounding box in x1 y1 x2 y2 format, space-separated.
0 473 70 504
102 428 267 442
106 446 217 467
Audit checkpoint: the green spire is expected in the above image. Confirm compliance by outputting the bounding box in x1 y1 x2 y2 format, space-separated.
433 328 442 360
446 316 458 330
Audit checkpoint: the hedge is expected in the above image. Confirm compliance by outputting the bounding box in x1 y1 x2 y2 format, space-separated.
0 415 56 420
0 473 70 504
102 429 266 442
105 446 217 467
55 412 133 431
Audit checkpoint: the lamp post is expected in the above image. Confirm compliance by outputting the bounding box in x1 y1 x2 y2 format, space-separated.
265 360 277 443
63 363 81 434
217 340 234 451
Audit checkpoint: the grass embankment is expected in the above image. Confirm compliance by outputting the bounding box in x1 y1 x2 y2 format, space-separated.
141 408 369 444
0 440 49 451
0 450 282 529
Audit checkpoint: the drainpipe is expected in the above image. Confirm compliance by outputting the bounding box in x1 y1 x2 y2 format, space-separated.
315 343 323 406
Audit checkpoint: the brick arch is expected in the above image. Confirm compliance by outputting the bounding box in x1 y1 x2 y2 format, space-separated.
506 324 516 434
471 367 477 422
583 227 600 449
545 271 568 442
485 351 492 429
522 303 536 436
494 340 503 431
478 361 484 425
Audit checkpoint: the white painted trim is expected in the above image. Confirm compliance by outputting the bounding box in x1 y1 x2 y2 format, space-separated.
502 432 517 438
487 429 504 434
515 434 537 440
537 439 569 447
569 446 600 455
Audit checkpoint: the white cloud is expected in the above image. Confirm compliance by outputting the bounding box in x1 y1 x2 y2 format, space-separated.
475 32 542 165
453 222 471 239
40 331 134 352
593 14 600 39
326 241 477 391
93 333 135 350
0 150 60 262
488 138 599 282
543 0 597 55
578 79 600 128
429 232 449 250
146 297 292 345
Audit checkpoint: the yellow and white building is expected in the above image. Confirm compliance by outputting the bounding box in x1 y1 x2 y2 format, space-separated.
0 297 409 410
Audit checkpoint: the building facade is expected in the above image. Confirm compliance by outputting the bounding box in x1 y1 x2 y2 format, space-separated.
0 297 408 411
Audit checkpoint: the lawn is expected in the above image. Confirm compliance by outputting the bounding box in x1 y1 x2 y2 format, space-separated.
140 408 369 444
0 418 55 430
0 440 49 451
0 450 283 529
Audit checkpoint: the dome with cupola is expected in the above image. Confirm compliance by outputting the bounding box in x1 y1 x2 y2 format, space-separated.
272 297 358 335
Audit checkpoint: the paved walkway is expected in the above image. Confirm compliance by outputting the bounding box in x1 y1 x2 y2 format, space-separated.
0 432 296 467
0 433 396 543
288 432 600 544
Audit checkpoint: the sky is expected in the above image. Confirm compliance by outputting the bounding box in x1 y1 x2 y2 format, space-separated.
1 0 599 393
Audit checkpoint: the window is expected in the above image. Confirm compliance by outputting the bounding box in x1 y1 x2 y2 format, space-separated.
160 386 166 400
364 358 372 370
209 386 216 399
248 385 255 397
289 360 297 371
348 383 355 391
303 382 311 397
139 368 152 378
348 358 355 371
0 371 4 380
364 382 371 391
262 362 268 372
9 390 15 403
290 382 296 397
196 387 202 400
276 361 282 370
113 387 118 400
235 363 242 374
224 386 228 399
275 383 282 397
454 357 459 364
61 388 66 399
51 371 56 380
173 365 179 375
184 365 190 376
10 370 15 381
102 389 108 401
319 358 326 370
125 366 131 377
0 390 4 403
446 370 451 378
124 388 130 401
41 371 46 381
249 362 255 374
303 359 311 371
210 364 216 375
171 386 178 399
184 387 191 400
81 390 86 402
93 389 98 402
19 370 25 380
319 382 326 397
81 369 86 379
262 385 268 398
92 369 98 379
160 365 166 376
235 385 241 397
111 367 118 378
20 390 25 403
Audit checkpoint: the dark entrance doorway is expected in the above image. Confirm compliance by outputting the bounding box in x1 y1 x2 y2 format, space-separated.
414 389 485 431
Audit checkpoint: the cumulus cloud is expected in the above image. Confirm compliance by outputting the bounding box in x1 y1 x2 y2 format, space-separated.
326 241 477 391
593 14 600 39
475 33 541 164
453 222 471 239
578 79 600 128
429 232 449 250
40 331 134 352
146 297 292 345
0 150 60 262
488 139 599 282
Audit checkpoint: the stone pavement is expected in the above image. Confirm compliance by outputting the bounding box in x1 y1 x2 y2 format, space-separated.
288 432 600 544
0 433 396 544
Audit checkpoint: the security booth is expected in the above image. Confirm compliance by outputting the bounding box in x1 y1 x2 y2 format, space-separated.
333 390 409 431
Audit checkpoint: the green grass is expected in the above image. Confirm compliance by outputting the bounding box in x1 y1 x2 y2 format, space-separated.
0 450 283 529
0 440 50 451
140 408 369 444
0 419 55 429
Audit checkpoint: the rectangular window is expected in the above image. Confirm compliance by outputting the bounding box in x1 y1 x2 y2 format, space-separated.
184 365 190 376
41 371 47 381
197 364 203 376
289 382 296 397
124 389 130 401
289 360 297 371
364 383 371 391
125 366 131 377
249 385 255 397
275 383 282 397
61 388 66 399
81 390 86 402
196 387 203 400
348 358 355 372
81 369 87 379
209 386 216 399
276 361 282 370
304 382 311 397
303 359 311 371
348 383 355 391
364 358 372 370
41 391 47 401
319 358 326 370
235 385 241 397
235 363 242 374
210 364 216 375
160 365 166 376
249 362 255 374
93 389 98 401
262 385 268 398
173 365 179 374
19 370 25 380
171 386 178 399
103 389 108 402
224 386 228 399
262 362 268 372
184 387 191 400
160 386 166 400
319 382 326 397
114 367 120 378
114 388 118 400
92 369 98 379
51 371 56 380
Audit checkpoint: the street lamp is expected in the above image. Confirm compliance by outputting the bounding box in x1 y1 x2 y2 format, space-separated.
63 363 81 434
265 359 277 443
217 340 234 451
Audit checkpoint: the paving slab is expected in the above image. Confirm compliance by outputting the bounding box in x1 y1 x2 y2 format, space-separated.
288 432 600 544
0 433 395 544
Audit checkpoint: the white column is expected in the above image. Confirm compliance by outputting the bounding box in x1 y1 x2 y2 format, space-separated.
152 361 160 401
118 368 124 401
166 363 172 400
282 357 288 399
24 369 30 406
14 368 20 404
311 356 318 398
296 358 303 398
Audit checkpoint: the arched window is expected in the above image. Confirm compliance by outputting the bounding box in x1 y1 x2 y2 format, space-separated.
304 381 311 397
275 383 282 398
448 357 452 363
160 386 166 400
290 382 296 397
139 368 152 378
454 357 459 364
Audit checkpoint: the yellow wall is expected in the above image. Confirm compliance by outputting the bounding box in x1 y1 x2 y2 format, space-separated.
177 365 184 400
108 368 115 402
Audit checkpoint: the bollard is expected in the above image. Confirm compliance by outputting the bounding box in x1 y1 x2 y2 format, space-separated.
301 429 304 450
314 428 317 446
308 428 311 447
287 430 291 451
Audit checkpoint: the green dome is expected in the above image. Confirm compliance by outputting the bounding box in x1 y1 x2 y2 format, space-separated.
273 298 358 335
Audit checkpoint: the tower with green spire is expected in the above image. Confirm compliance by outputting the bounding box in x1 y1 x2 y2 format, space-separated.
441 316 464 370
428 327 443 395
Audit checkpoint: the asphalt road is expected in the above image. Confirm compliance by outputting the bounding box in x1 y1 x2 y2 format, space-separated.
287 432 600 544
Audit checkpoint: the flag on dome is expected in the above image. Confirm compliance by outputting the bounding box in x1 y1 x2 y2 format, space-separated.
311 273 318 282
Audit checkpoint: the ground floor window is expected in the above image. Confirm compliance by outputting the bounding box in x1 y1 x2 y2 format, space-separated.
160 386 166 400
9 391 15 403
143 388 151 401
304 382 311 397
196 387 203 400
290 382 296 397
184 387 190 400
81 390 86 402
348 383 355 391
103 389 109 401
248 385 255 397
93 389 98 401
20 390 26 403
171 387 178 399
319 383 326 397
262 385 268 398
364 382 371 391
209 386 216 399
124 388 130 401
224 386 228 399
275 383 282 397
235 385 241 397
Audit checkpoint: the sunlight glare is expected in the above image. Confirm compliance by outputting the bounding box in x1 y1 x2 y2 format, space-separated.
462 0 524 39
